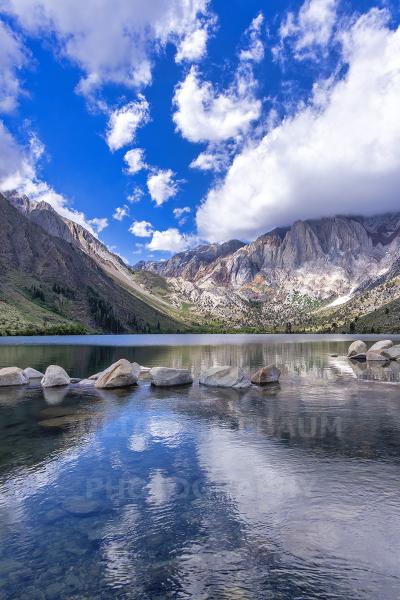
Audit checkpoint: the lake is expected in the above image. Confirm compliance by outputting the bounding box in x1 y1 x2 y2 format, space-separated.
0 334 399 599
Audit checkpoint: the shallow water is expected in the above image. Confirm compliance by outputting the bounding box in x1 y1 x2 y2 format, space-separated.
0 334 400 599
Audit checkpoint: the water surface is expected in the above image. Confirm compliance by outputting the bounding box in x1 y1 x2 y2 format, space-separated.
0 335 399 599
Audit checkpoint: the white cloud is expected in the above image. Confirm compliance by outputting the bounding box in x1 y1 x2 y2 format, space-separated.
197 9 400 242
147 228 198 253
113 205 129 221
106 96 149 151
0 19 27 112
124 148 146 174
173 206 191 218
173 66 261 143
88 216 108 233
2 0 213 96
127 187 144 203
147 169 178 206
278 0 338 59
190 146 231 172
0 124 108 237
176 26 208 62
240 12 265 63
173 205 191 225
129 220 154 238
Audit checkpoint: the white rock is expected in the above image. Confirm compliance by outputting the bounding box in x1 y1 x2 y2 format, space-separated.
150 367 193 387
385 345 400 361
41 365 71 388
88 371 102 381
23 367 45 379
347 340 367 358
140 365 151 373
199 366 251 389
369 340 393 351
95 359 138 389
366 350 390 363
0 367 28 387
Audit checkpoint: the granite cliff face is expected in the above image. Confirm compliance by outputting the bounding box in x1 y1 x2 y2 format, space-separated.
137 214 400 331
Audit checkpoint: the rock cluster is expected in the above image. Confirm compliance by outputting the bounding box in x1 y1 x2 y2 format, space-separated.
348 340 400 364
0 358 281 392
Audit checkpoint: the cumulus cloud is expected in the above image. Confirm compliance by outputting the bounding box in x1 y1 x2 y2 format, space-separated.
0 19 27 112
106 97 149 151
176 26 208 62
240 12 265 63
277 0 338 59
113 205 129 221
129 220 154 238
127 187 144 203
197 9 400 242
173 206 191 225
147 228 198 253
88 217 108 233
0 121 32 186
147 169 178 206
173 65 261 143
1 0 212 96
124 148 146 174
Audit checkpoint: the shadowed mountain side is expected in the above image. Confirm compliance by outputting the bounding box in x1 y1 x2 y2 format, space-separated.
0 194 183 335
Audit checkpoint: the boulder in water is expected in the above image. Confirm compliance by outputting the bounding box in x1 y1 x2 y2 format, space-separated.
41 365 70 388
366 350 390 363
150 367 193 387
369 340 393 351
0 367 28 387
95 359 138 389
347 340 367 358
251 365 281 385
199 366 251 389
385 345 400 361
23 367 45 379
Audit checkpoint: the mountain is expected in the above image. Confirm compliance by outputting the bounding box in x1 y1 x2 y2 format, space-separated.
0 193 184 335
136 214 400 333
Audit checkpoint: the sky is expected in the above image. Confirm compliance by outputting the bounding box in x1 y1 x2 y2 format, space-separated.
0 0 399 263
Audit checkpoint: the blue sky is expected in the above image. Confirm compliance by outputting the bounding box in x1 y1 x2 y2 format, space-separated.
0 0 399 263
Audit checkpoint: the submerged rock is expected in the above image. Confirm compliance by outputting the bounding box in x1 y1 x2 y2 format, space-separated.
41 365 70 388
0 367 28 387
38 413 92 429
95 359 138 389
347 340 367 358
199 366 251 389
251 365 281 385
369 340 393 351
23 367 45 379
150 367 193 387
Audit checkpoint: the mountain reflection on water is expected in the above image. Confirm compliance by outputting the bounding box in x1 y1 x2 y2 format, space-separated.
0 335 399 599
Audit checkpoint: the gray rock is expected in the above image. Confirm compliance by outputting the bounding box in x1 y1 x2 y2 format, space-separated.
251 365 281 385
199 366 251 389
347 340 367 358
78 378 96 387
41 365 70 388
0 367 28 387
23 367 45 379
95 359 138 389
385 345 400 361
369 340 393 351
150 367 193 387
366 350 390 363
88 371 102 381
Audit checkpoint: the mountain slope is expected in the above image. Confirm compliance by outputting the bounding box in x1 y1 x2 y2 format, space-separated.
137 213 400 333
0 194 184 335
